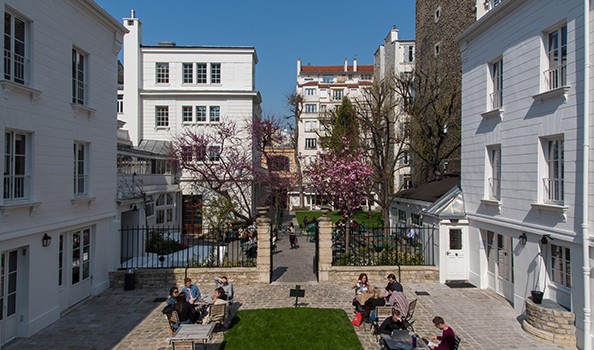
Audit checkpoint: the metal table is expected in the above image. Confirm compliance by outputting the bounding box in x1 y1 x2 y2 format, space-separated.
169 323 215 350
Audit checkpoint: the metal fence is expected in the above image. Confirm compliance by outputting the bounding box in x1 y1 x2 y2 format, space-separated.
119 225 257 269
332 224 436 266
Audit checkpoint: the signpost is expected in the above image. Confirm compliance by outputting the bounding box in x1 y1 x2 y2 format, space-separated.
289 285 305 307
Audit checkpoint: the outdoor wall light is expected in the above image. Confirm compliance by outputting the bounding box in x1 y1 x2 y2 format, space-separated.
519 233 527 246
42 233 52 247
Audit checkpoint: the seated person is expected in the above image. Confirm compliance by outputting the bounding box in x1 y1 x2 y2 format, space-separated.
353 273 370 295
378 309 408 336
202 287 228 324
429 316 456 350
386 284 408 317
167 287 179 305
214 276 234 304
181 277 201 305
386 273 403 293
173 292 198 328
364 287 386 322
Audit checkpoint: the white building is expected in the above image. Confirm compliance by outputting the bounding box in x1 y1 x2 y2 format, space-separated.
374 26 415 191
0 0 125 344
459 0 593 347
292 58 373 209
119 12 261 228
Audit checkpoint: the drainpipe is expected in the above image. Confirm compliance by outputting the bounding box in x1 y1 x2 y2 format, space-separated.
582 1 592 349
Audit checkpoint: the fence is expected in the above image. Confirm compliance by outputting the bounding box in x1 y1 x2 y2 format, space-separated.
331 224 435 266
119 225 256 269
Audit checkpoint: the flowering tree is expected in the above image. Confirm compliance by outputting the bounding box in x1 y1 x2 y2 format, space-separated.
305 139 373 251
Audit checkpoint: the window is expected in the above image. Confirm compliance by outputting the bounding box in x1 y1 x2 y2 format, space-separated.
305 104 317 113
145 196 155 217
361 74 372 81
196 63 207 84
402 174 413 189
403 45 415 63
156 106 169 127
545 25 567 90
182 106 193 123
332 89 343 101
209 106 220 122
434 42 441 56
58 234 64 286
543 137 564 203
551 244 571 288
208 146 221 162
71 228 91 284
72 48 87 104
322 75 333 84
117 94 123 113
304 121 318 132
182 63 193 84
3 131 29 200
410 213 422 226
398 210 406 223
487 145 501 200
196 106 207 122
156 62 169 83
488 0 503 10
490 58 503 109
4 11 28 85
401 152 410 165
305 138 317 149
267 155 290 171
156 193 175 225
320 105 327 112
305 88 316 96
211 63 221 84
73 142 88 196
434 6 441 23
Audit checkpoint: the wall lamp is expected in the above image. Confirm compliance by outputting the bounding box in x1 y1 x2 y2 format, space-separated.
130 204 138 211
519 233 527 246
42 233 52 247
541 234 553 245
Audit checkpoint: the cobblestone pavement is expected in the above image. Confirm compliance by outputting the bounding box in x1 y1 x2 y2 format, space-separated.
271 216 318 284
5 282 576 350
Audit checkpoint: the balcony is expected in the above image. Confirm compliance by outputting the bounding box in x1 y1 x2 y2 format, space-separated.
544 64 567 91
543 177 564 204
488 177 500 200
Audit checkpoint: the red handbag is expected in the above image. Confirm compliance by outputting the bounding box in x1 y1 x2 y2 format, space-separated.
351 312 363 327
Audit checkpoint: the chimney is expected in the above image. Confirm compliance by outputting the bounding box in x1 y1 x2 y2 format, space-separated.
353 56 358 72
130 9 135 18
390 25 399 42
344 58 348 72
297 58 302 75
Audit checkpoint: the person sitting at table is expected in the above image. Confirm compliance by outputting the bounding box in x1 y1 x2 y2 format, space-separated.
174 292 198 328
428 316 456 350
386 284 408 317
386 273 403 293
353 273 370 295
364 287 386 322
202 287 228 324
214 276 234 304
181 277 201 305
378 309 408 336
167 287 179 305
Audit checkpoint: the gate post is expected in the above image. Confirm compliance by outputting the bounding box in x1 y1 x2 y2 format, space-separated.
256 207 271 283
317 207 333 281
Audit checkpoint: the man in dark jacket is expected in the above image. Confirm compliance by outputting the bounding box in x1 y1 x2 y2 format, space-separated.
378 309 408 335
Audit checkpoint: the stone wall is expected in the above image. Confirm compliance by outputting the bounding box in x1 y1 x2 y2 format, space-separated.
522 297 576 347
327 265 439 284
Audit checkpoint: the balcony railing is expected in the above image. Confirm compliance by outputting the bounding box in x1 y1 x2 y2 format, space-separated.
490 90 502 110
488 177 500 200
544 64 567 91
4 49 29 85
543 177 564 203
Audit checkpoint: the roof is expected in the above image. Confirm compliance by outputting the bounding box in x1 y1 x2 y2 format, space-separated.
300 65 374 74
393 176 461 203
137 140 171 155
422 185 466 219
298 81 373 88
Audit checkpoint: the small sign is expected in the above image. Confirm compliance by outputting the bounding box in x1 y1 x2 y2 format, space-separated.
289 285 305 307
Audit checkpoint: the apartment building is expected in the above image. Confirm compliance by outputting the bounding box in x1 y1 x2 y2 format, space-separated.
459 0 592 347
0 0 126 344
119 12 262 229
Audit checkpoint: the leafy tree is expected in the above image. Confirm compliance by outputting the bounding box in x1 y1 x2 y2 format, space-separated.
323 97 360 154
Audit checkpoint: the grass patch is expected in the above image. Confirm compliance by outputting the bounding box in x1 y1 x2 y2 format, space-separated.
296 209 382 228
222 308 363 350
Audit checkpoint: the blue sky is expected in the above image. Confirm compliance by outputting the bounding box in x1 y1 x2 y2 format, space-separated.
95 0 416 118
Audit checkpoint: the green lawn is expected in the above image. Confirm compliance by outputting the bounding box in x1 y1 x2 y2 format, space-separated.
295 210 383 228
221 308 363 350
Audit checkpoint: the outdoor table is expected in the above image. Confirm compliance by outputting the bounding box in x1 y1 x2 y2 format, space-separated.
382 331 430 350
169 323 215 350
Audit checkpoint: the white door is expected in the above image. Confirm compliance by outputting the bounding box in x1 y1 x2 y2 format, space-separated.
446 228 468 280
486 231 514 303
59 228 92 312
0 250 19 345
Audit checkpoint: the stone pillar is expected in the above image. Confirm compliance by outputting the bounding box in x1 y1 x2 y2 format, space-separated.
317 207 333 281
256 207 271 283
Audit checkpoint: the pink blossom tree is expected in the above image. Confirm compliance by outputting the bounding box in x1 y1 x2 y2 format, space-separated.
305 139 373 251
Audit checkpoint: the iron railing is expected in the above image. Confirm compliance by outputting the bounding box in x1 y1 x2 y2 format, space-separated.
119 225 256 269
544 64 567 91
543 177 564 203
332 224 435 266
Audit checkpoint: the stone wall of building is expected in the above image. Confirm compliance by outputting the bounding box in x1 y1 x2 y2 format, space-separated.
327 265 439 284
522 297 576 347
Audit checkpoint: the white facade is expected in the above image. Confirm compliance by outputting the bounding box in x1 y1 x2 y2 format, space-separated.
459 0 593 347
119 13 261 226
0 0 125 344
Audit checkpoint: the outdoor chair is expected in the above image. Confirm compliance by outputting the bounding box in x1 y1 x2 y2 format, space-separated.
373 306 393 334
453 335 462 350
403 299 417 331
361 303 376 331
205 303 228 332
166 310 180 336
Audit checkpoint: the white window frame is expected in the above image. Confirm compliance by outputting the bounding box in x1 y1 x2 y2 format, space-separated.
4 10 29 85
550 244 571 288
117 94 123 113
211 63 221 84
182 63 193 84
541 136 564 204
332 89 343 101
3 130 30 201
490 58 503 110
155 106 169 128
208 145 221 162
305 104 317 113
73 142 89 196
196 63 207 84
305 138 317 150
402 174 413 190
209 106 220 122
196 106 207 123
305 88 316 96
403 45 415 63
182 105 193 124
544 24 567 91
156 62 169 84
156 193 175 225
72 48 88 105
486 145 501 200
304 120 318 132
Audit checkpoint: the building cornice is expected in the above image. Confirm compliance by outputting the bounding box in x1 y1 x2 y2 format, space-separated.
457 0 525 45
76 0 128 34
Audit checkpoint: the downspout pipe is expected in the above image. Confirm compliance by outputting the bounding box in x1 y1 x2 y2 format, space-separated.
582 0 592 349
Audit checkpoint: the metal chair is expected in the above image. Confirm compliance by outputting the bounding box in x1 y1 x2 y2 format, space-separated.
403 299 417 331
453 335 462 350
166 310 180 336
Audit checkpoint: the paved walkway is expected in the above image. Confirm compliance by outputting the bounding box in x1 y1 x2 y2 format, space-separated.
271 215 317 284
